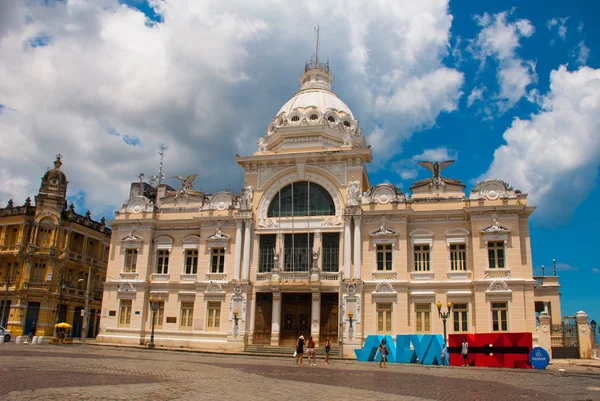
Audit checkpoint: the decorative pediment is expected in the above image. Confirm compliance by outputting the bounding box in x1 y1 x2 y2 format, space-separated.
470 179 520 201
374 281 396 293
122 228 143 242
480 218 511 234
370 222 397 236
209 192 233 211
182 235 201 250
206 228 231 250
121 196 154 214
487 280 510 292
117 281 135 293
153 235 173 250
362 184 405 205
445 228 470 244
409 229 434 246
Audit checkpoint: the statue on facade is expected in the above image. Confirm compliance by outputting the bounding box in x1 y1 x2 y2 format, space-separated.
172 173 197 200
417 160 454 186
258 137 268 152
346 180 361 206
240 185 254 210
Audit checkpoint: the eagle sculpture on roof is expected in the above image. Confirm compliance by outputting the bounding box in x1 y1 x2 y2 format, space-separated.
417 160 455 186
172 174 198 190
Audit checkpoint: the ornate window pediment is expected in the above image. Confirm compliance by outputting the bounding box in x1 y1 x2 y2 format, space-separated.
206 228 231 250
369 222 398 245
182 234 201 250
445 228 470 244
153 235 173 250
480 218 511 243
121 228 144 251
409 228 434 246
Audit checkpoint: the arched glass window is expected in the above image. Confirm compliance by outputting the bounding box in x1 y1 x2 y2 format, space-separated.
268 182 335 217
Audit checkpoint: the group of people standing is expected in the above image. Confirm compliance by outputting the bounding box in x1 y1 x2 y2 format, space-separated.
295 336 332 366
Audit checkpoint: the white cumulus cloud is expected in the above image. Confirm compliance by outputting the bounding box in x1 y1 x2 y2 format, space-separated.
0 0 463 218
481 65 600 223
469 10 537 113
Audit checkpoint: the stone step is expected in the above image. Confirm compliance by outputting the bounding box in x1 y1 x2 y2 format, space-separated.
244 345 340 357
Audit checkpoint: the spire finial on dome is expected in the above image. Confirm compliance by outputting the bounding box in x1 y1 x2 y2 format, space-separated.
54 154 63 169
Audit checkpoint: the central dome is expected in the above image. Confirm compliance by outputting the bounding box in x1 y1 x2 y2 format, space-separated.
277 62 354 119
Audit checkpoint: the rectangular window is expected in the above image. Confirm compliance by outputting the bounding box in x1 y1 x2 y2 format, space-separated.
283 233 314 272
185 250 198 274
258 234 276 273
377 303 393 334
376 244 393 271
322 233 340 272
487 241 505 269
453 303 469 332
450 244 467 271
155 303 164 329
211 248 225 273
414 245 430 271
31 263 46 282
156 250 169 274
415 303 431 333
492 302 508 331
118 299 132 327
6 227 18 246
180 302 194 330
124 249 138 273
38 226 52 247
206 301 221 331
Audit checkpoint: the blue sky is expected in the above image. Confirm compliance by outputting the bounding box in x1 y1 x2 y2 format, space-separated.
0 0 598 326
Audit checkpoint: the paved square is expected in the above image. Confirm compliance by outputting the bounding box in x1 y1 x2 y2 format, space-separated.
1 343 599 400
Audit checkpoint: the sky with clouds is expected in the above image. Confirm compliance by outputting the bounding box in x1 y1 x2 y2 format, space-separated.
0 0 598 322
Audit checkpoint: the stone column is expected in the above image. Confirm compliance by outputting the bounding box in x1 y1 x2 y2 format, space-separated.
353 216 361 280
576 311 593 359
271 291 281 346
537 311 552 357
343 216 352 278
242 220 253 281
233 221 243 281
311 292 320 344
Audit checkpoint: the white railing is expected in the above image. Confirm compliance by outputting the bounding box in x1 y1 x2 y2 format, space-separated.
279 272 310 282
484 269 511 279
372 271 397 281
151 274 170 281
205 273 227 281
320 272 339 281
180 274 197 282
256 272 272 281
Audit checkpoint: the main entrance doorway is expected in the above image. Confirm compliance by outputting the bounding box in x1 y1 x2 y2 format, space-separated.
280 293 311 345
319 293 338 344
253 293 272 345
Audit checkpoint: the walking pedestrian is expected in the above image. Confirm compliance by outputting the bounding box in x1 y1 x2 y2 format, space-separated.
296 335 305 366
324 337 331 365
28 321 37 343
461 337 469 366
378 339 388 368
441 343 447 366
307 336 316 366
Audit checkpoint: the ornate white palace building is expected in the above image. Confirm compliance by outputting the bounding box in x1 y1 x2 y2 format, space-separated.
98 59 561 355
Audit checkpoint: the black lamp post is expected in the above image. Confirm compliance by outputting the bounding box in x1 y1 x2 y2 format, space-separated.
591 320 597 347
436 301 453 344
148 296 162 349
348 312 354 339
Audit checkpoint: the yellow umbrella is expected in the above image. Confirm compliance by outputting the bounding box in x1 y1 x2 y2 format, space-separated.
55 322 72 329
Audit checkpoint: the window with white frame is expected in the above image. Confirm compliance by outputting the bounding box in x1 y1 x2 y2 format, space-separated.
376 244 393 271
450 244 467 271
415 303 431 332
155 302 164 329
414 245 430 271
377 303 392 334
206 301 221 331
453 303 468 332
487 241 505 269
491 301 508 331
118 299 132 327
180 302 194 330
156 250 169 274
211 248 225 273
124 249 138 273
185 250 198 274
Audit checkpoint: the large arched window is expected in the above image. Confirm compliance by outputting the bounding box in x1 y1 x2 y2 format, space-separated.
268 181 335 217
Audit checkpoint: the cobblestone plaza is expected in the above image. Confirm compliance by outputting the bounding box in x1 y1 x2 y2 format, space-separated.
1 343 599 400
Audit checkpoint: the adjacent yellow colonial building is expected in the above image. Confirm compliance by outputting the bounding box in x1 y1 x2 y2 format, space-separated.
0 156 111 339
97 60 561 356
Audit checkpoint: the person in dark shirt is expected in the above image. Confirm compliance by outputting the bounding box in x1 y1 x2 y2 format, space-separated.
296 335 305 366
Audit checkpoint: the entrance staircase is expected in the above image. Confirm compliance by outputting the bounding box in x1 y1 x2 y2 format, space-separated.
244 344 340 358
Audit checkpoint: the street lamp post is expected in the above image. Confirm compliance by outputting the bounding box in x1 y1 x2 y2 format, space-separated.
1 263 11 327
148 296 162 349
347 312 354 339
80 265 92 344
53 269 66 338
436 301 453 344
